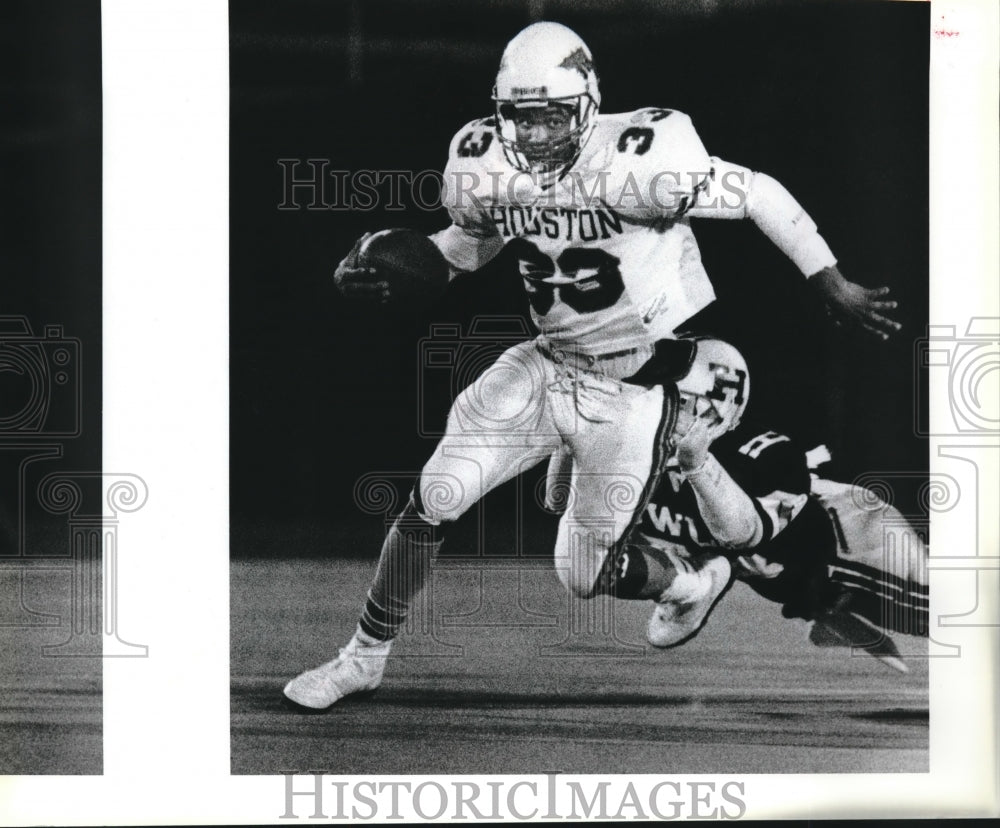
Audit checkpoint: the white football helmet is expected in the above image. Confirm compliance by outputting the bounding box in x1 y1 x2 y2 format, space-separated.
675 338 750 443
492 22 600 180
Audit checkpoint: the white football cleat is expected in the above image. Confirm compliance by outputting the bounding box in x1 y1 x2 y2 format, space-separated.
647 555 733 648
283 632 392 709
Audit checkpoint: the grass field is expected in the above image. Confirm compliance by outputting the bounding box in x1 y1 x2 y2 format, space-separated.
0 565 102 775
232 556 928 775
0 542 928 777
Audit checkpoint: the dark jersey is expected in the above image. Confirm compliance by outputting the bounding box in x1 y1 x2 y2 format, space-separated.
639 426 845 619
639 427 927 630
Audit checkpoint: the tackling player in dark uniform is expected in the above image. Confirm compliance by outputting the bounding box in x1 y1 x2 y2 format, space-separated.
640 423 927 672
545 337 928 671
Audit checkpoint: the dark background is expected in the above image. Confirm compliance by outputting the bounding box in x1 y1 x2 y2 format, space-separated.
0 1 102 553
230 0 929 558
0 0 102 776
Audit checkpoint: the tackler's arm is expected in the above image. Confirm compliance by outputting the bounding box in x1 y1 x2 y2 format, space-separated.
676 419 763 550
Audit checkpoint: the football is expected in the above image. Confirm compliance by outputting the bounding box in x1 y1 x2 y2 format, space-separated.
357 228 451 306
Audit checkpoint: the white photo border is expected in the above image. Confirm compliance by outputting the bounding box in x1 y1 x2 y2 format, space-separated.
1 0 997 822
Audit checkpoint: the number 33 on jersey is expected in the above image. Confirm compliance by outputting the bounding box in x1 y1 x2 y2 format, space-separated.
441 107 720 353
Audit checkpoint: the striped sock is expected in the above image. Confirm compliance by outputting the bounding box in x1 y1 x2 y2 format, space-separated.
358 497 443 642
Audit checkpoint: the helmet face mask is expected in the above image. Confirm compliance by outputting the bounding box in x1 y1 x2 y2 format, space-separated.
677 392 726 433
492 22 601 182
496 101 581 171
673 339 750 446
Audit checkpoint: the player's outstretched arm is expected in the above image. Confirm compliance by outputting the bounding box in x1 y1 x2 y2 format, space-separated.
746 171 901 339
744 170 902 339
690 159 901 339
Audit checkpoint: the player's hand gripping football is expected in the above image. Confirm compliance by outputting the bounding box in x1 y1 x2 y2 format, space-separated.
810 265 901 340
333 228 450 307
333 232 391 303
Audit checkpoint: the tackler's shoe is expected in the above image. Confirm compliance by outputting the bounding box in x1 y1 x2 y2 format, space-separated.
809 608 909 674
647 555 734 648
283 631 392 710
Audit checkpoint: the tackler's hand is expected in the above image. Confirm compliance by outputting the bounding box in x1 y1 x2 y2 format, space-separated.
810 266 901 340
333 233 391 303
675 416 714 474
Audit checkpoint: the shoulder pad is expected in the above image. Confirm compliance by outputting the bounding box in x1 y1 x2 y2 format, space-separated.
612 108 706 161
628 107 682 126
446 116 499 164
442 117 500 220
599 109 711 218
729 429 811 497
736 430 795 461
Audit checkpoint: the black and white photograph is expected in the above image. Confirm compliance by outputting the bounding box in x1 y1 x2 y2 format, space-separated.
231 0 934 778
2 0 998 823
0 0 106 775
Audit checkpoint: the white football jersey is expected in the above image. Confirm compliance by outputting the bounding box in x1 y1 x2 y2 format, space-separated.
440 107 719 353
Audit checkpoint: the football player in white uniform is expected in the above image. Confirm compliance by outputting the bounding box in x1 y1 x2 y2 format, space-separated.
285 22 901 708
545 337 928 672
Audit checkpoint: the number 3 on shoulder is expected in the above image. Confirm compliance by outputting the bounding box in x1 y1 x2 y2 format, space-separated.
457 130 493 158
617 109 671 156
617 127 654 156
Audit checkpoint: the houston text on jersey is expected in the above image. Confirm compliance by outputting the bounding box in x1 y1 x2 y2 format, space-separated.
490 205 623 241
